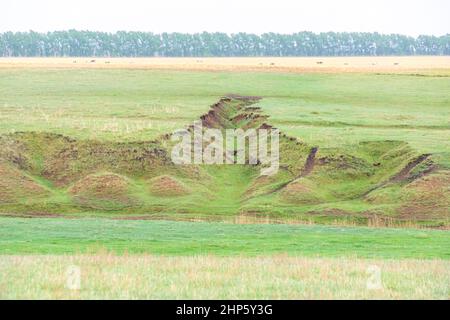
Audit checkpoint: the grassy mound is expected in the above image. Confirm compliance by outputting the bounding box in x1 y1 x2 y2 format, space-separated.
0 162 49 203
148 175 190 197
280 179 324 204
69 172 140 210
399 171 450 219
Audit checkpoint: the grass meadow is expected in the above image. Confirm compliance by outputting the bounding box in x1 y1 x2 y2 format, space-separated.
0 68 449 155
0 58 449 299
1 255 449 299
1 218 449 258
0 218 449 299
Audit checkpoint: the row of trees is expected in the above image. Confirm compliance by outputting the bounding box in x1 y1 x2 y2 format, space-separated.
1 30 449 57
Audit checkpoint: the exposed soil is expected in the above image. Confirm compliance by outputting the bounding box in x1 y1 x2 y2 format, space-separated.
199 94 263 129
389 154 432 183
244 106 262 112
224 94 262 101
299 147 318 178
200 100 229 128
363 153 435 197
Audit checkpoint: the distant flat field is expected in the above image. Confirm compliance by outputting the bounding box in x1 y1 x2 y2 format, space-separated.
1 56 450 73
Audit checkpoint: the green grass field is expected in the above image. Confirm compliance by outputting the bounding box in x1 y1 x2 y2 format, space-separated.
1 69 449 154
0 217 448 299
1 218 449 258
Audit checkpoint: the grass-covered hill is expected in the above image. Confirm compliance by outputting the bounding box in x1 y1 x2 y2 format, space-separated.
1 94 448 227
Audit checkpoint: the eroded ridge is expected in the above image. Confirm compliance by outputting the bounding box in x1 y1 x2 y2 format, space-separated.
0 95 447 225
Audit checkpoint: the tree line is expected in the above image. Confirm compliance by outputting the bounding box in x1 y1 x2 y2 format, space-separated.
1 30 449 57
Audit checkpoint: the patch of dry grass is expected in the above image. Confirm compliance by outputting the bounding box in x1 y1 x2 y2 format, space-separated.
0 254 448 299
1 57 449 74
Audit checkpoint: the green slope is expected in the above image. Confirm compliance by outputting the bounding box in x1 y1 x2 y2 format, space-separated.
0 95 448 226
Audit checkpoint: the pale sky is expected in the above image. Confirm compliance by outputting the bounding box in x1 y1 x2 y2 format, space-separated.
1 0 449 36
